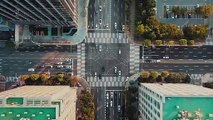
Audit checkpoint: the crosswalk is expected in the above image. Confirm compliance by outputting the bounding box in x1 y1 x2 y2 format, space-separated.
129 44 140 74
77 43 86 77
86 76 127 87
5 76 19 82
85 33 128 43
189 74 203 85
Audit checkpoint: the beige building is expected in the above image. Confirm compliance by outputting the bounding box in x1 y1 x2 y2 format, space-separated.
0 86 77 120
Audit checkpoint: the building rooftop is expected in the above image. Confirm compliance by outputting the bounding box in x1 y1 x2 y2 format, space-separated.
0 86 76 99
141 83 213 97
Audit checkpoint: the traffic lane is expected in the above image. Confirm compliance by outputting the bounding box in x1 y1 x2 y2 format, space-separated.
141 46 213 59
141 63 213 74
92 87 105 120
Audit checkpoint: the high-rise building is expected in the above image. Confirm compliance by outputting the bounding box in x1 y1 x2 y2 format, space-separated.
0 86 77 120
138 83 213 120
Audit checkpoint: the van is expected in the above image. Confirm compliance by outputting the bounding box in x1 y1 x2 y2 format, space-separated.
28 68 35 72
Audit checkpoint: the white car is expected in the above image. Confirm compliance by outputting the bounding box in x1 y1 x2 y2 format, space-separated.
114 67 117 73
28 68 35 72
122 25 125 31
106 24 109 28
118 105 121 112
99 45 102 52
95 72 97 76
95 24 98 29
106 93 109 99
99 5 102 12
118 49 121 54
106 102 109 107
110 100 113 107
118 71 121 76
110 91 114 98
114 22 117 29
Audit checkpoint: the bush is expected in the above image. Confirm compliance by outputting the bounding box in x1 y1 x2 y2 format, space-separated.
155 40 163 46
188 40 195 45
150 71 159 79
140 71 150 79
168 40 174 46
179 39 188 45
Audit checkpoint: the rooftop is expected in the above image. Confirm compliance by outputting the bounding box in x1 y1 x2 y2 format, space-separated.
0 86 76 99
141 83 213 97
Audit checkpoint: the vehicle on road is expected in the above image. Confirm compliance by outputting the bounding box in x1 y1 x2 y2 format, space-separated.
99 5 102 12
118 71 121 76
110 91 113 98
95 72 97 76
56 62 63 65
99 19 102 25
114 22 117 29
118 105 121 112
28 68 35 72
122 25 125 31
95 24 98 29
56 65 63 69
106 93 109 99
106 24 109 28
114 67 117 73
118 49 121 54
163 56 169 59
110 100 113 107
106 102 109 107
99 45 102 52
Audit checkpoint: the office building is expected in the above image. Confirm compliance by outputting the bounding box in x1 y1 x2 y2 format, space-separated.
0 86 77 120
139 83 213 120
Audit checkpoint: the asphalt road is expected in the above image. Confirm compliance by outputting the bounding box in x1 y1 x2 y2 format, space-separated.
85 43 129 77
141 63 213 74
88 0 125 33
92 87 124 120
140 46 213 60
0 48 77 77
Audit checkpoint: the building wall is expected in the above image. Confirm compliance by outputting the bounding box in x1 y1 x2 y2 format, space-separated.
163 97 213 120
139 85 164 120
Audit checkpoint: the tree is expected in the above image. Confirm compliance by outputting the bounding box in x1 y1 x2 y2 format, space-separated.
20 74 29 81
155 40 163 46
161 71 170 78
150 71 159 79
70 76 80 87
140 71 150 79
143 39 152 46
30 74 39 81
166 24 183 39
168 40 174 46
188 40 195 45
201 5 213 18
80 90 95 120
56 73 64 82
40 73 48 82
179 39 188 45
136 24 145 35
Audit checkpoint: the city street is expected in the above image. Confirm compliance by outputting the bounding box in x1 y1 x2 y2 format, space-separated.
92 87 125 120
141 63 213 74
85 43 129 77
140 46 213 60
0 48 77 77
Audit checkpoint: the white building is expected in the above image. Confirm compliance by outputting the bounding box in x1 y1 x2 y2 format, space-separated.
138 83 213 120
0 86 77 120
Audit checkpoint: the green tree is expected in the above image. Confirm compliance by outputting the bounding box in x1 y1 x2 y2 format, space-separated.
168 40 174 46
136 24 145 35
201 5 213 18
140 71 150 79
30 74 39 81
179 39 188 45
143 39 152 46
188 40 195 45
20 74 29 81
80 90 95 120
166 24 183 39
155 40 163 46
56 73 64 82
161 71 170 78
40 73 48 82
150 71 159 79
